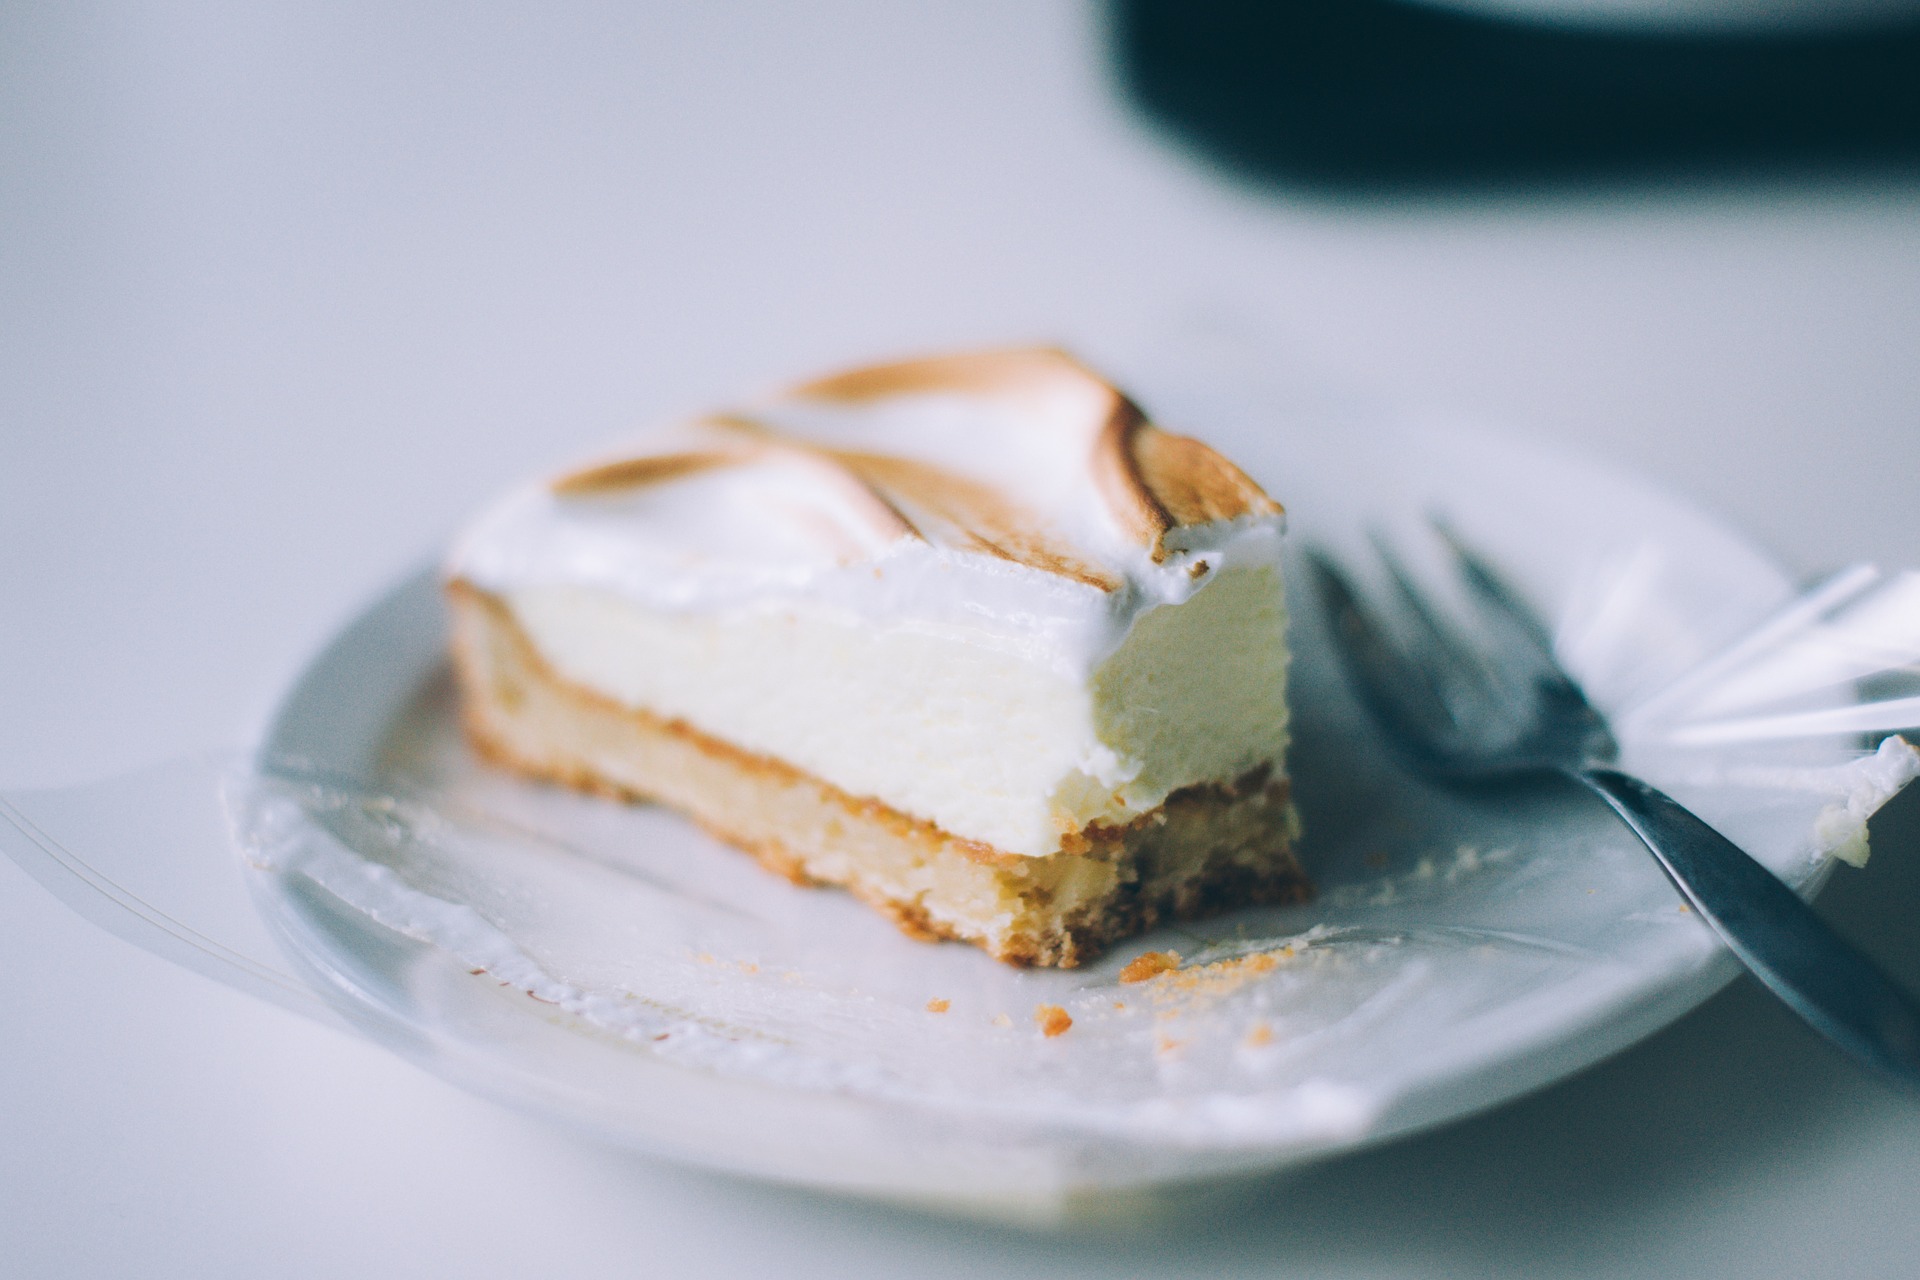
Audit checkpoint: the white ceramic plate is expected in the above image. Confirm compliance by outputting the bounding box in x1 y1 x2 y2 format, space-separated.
233 370 1898 1223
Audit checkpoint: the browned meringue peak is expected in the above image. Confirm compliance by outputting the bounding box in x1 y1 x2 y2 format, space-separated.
550 449 743 496
796 348 1283 559
829 448 1118 590
547 348 1282 583
553 429 918 554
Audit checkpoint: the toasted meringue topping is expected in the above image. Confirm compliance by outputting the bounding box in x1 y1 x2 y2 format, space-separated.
796 349 1281 561
450 348 1287 674
548 348 1279 569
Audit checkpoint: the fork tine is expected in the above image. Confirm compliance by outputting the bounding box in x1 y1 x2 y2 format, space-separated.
1305 548 1458 749
1369 531 1501 717
1430 514 1560 665
1430 514 1615 760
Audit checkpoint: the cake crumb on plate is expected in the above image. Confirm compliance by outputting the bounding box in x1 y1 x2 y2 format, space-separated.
1119 950 1182 983
1035 1004 1073 1037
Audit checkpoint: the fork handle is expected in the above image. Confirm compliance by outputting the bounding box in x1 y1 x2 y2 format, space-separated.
1576 768 1920 1090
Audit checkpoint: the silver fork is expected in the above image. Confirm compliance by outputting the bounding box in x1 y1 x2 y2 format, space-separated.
1307 526 1920 1090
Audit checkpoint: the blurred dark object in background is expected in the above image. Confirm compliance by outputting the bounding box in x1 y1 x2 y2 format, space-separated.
1112 0 1920 191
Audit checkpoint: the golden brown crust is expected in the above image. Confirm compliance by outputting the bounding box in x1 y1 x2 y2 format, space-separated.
446 579 1308 967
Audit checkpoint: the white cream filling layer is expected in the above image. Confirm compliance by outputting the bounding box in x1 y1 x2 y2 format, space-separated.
502 563 1290 858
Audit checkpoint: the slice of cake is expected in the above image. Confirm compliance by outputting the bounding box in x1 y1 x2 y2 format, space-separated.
445 348 1305 966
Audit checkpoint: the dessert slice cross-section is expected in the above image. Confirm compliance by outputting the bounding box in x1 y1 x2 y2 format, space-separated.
445 348 1306 966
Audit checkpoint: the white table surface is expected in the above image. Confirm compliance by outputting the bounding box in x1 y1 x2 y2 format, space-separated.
5 3 1920 1276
